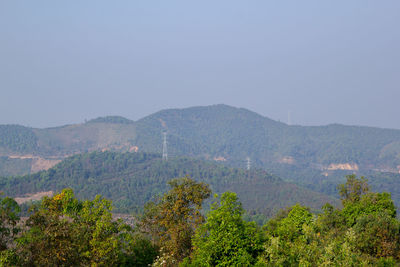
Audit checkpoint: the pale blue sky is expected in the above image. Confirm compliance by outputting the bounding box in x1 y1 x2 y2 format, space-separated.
1 1 399 129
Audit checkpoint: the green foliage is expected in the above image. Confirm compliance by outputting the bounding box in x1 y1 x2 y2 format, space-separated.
0 156 32 177
342 191 396 227
0 194 20 251
141 176 211 265
243 210 269 226
0 151 336 217
314 203 347 238
134 105 400 170
0 125 38 153
337 174 396 227
3 105 400 220
257 175 400 266
261 205 319 266
274 204 313 241
353 213 400 259
1 174 400 266
279 166 400 217
339 174 370 205
188 192 264 267
5 189 157 266
4 104 400 185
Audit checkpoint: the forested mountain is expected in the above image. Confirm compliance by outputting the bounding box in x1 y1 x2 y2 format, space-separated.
134 105 400 170
2 104 400 202
2 105 400 171
0 125 38 154
0 118 136 158
0 151 337 217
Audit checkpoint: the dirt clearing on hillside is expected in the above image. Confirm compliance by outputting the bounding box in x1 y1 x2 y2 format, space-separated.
14 191 53 204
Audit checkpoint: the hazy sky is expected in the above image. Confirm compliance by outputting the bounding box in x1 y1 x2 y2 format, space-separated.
1 1 399 129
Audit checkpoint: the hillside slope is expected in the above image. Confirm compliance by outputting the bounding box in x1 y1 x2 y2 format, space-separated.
134 105 400 170
3 105 400 172
0 151 338 217
2 104 400 202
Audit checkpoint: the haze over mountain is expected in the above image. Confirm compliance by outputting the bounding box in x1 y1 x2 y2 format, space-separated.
2 104 400 171
1 1 399 129
2 104 400 208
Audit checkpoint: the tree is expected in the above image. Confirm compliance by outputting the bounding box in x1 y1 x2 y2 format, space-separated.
342 191 396 227
141 176 211 266
337 175 397 227
187 192 263 267
0 194 20 251
274 204 313 242
260 204 318 266
10 188 156 266
338 174 369 205
353 212 400 258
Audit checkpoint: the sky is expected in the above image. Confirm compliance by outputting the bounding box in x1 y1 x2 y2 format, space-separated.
0 1 399 129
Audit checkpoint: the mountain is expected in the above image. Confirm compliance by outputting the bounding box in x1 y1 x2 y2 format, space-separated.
134 105 400 170
2 104 400 204
0 120 138 175
0 151 338 218
3 105 400 170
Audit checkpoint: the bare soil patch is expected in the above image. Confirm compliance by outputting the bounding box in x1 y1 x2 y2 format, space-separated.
14 191 53 205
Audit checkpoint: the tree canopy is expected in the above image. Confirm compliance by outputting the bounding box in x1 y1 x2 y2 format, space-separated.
187 192 263 267
1 174 400 266
1 189 157 266
141 176 211 266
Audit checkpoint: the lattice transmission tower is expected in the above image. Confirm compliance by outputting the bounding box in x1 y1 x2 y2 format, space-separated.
162 131 168 161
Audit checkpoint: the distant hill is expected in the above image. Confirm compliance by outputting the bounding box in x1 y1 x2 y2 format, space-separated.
0 125 38 154
0 151 338 217
3 104 400 170
134 105 400 170
1 104 400 203
0 121 137 158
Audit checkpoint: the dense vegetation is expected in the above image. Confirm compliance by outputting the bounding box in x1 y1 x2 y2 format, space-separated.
0 125 38 154
133 104 400 168
2 104 400 169
0 157 32 177
2 104 400 218
0 189 157 266
0 151 336 218
274 164 400 210
32 122 137 156
1 175 399 266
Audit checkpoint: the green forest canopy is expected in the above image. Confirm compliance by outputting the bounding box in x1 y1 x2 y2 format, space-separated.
0 151 337 217
1 175 399 266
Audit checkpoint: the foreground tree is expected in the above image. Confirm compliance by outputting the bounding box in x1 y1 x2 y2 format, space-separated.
339 175 396 227
2 174 400 266
338 174 369 205
186 192 264 267
0 194 20 252
4 189 156 266
141 176 211 266
261 204 321 266
257 175 400 266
